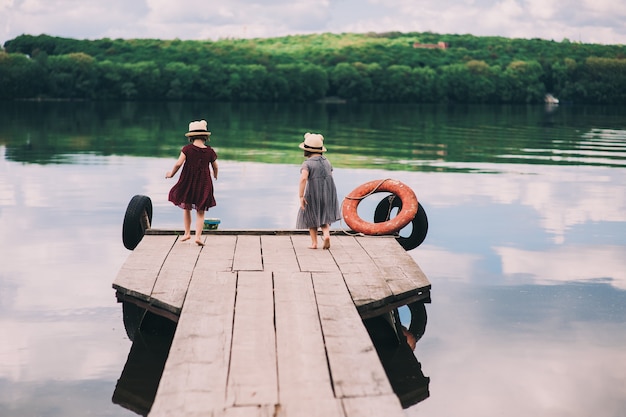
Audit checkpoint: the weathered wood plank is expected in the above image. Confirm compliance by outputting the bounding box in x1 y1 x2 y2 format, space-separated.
274 271 344 417
233 235 263 271
197 235 237 272
312 271 394 398
149 270 237 417
112 235 177 302
227 271 277 406
356 236 431 298
260 235 299 272
150 237 204 314
342 394 404 417
220 405 276 417
325 235 375 274
291 234 340 272
329 236 394 311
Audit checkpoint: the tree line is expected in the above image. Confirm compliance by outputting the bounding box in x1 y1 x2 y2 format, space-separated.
1 32 625 103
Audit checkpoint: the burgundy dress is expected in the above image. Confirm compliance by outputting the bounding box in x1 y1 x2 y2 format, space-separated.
168 144 217 211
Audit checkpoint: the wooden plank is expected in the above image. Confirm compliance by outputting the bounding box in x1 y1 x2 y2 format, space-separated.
329 236 394 311
232 235 263 271
149 270 237 417
274 271 344 417
220 405 276 417
116 230 432 417
146 229 315 236
291 234 340 272
356 236 431 298
312 272 395 399
342 394 404 417
150 237 205 315
197 235 237 272
227 271 277 406
260 235 299 272
112 235 177 302
325 235 375 274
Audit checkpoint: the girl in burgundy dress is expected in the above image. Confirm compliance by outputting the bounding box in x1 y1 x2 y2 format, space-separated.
166 120 218 246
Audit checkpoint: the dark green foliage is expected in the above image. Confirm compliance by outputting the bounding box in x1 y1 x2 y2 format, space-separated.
577 57 626 103
0 52 46 98
2 32 625 103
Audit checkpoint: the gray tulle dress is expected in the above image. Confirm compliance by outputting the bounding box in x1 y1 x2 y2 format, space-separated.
296 155 342 228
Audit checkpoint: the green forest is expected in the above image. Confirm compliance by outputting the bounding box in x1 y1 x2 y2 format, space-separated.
1 32 625 104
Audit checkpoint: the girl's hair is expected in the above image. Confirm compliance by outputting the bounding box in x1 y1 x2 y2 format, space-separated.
304 150 314 157
189 135 209 143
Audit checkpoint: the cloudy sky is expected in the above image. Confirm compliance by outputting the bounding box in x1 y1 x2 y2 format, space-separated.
1 0 626 47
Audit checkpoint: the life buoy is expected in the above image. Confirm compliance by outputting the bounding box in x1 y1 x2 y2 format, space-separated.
342 179 418 235
122 195 153 250
374 196 428 250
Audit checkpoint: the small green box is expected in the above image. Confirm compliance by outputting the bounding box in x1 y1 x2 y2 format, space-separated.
203 218 221 230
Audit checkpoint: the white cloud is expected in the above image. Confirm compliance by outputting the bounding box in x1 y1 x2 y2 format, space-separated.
2 0 626 45
496 245 626 290
418 162 626 244
0 317 130 381
414 318 626 417
410 245 481 283
526 0 560 20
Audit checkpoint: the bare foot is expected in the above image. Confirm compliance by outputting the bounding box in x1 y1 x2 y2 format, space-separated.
308 245 318 249
181 235 191 242
195 240 205 246
322 237 330 250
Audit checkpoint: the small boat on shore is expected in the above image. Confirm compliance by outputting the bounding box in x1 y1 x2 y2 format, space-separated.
545 93 559 104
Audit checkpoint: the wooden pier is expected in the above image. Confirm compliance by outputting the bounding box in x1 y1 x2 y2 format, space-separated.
113 230 431 417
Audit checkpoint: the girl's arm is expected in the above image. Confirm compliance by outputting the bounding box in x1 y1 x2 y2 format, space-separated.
299 169 309 209
165 152 186 178
211 160 218 180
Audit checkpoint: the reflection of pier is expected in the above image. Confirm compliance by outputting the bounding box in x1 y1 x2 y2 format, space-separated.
112 231 431 416
364 301 430 408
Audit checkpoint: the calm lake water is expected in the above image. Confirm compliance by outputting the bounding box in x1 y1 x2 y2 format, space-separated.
1 101 625 417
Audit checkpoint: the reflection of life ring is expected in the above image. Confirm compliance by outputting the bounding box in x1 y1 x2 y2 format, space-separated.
374 196 428 250
403 300 428 345
122 195 153 250
342 179 418 235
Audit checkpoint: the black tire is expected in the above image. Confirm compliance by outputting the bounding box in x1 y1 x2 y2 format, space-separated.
122 195 153 250
122 301 146 342
407 301 428 344
374 195 428 251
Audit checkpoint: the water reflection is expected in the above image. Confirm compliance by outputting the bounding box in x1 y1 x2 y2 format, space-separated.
496 245 626 290
1 101 625 417
364 301 430 408
2 102 626 170
113 304 176 416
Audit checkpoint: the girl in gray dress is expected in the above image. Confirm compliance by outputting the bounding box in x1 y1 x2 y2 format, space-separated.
296 133 341 249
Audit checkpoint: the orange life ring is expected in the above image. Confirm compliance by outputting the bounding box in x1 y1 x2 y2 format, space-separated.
342 179 418 235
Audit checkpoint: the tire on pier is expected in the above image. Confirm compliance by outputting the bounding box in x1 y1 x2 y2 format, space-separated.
342 179 418 235
374 195 428 251
122 195 153 250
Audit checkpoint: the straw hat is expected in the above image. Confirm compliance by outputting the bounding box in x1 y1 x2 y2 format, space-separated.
299 132 327 153
185 120 211 137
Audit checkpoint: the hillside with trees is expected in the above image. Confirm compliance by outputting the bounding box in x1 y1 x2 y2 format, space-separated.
1 32 625 103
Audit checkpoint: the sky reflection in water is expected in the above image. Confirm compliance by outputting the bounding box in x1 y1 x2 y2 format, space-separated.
1 119 625 416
